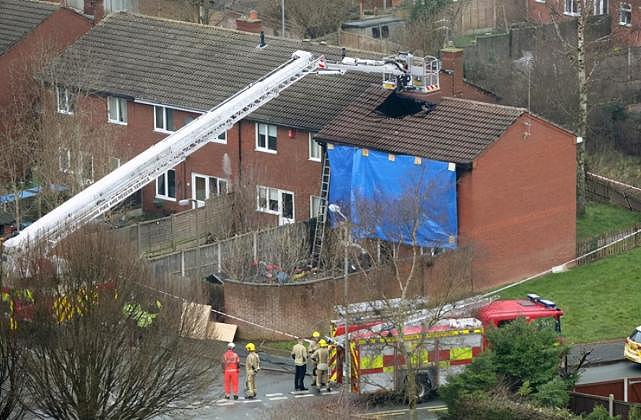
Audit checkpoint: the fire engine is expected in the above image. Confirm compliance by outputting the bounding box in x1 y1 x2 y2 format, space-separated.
329 294 563 400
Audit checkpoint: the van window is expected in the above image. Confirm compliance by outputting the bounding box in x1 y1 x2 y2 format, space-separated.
630 330 641 343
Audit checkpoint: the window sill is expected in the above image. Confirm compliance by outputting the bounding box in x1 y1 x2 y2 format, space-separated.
535 0 545 3
154 129 175 135
257 208 280 215
108 120 128 126
309 157 322 162
209 139 227 145
255 148 277 154
619 22 632 27
563 12 579 16
155 195 176 202
57 110 74 115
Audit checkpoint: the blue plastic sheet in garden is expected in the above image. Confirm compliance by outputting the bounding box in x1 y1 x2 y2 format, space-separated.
327 145 458 249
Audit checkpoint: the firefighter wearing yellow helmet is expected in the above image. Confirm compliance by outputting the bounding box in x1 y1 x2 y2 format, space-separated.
244 342 260 399
308 331 321 380
311 339 330 392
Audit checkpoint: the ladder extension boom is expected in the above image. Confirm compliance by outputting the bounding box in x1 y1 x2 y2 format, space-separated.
4 50 439 252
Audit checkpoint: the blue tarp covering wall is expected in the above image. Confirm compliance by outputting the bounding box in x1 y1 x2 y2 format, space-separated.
327 145 458 249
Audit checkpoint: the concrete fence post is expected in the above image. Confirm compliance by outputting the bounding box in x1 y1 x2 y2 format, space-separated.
171 213 176 251
253 231 258 261
137 223 142 256
217 242 222 272
608 393 614 416
181 250 185 277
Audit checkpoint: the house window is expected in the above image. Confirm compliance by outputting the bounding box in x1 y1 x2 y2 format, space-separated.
564 0 578 15
256 123 277 153
80 152 94 186
594 0 607 15
620 3 632 25
56 86 74 114
310 195 322 218
107 96 128 124
110 157 121 170
156 169 176 200
381 25 389 38
154 106 175 132
257 186 294 224
192 173 228 206
212 130 227 144
309 134 321 161
372 27 381 38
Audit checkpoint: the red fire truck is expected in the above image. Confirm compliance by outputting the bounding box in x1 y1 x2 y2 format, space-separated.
329 294 563 400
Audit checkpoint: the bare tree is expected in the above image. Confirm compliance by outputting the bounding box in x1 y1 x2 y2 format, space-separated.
257 0 354 38
331 172 473 415
5 227 215 419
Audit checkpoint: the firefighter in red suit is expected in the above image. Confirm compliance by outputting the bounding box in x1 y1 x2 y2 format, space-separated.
222 342 240 399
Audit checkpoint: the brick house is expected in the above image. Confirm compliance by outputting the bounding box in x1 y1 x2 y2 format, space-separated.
527 0 641 46
46 12 496 226
0 0 92 111
315 87 577 289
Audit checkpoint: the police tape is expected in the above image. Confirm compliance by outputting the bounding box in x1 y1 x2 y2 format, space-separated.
140 283 306 342
484 226 641 298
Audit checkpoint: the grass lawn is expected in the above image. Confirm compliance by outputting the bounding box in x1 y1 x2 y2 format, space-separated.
498 246 641 343
577 202 641 241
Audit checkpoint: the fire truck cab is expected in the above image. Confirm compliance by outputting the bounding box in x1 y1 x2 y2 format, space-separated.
330 294 563 400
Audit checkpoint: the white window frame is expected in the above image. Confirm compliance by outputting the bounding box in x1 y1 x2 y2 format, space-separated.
594 0 607 15
564 0 579 15
191 173 229 207
255 123 278 154
80 152 95 186
620 2 632 25
309 133 321 162
155 169 176 201
56 86 74 115
154 105 175 133
107 96 128 125
212 130 227 144
257 186 295 223
310 195 322 219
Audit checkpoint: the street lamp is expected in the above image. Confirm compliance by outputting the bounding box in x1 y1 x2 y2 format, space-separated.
328 203 351 392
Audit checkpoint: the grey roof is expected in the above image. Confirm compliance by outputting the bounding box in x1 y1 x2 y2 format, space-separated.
47 12 379 131
315 86 526 164
0 0 58 55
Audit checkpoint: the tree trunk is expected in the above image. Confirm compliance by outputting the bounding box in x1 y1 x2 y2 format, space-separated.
576 5 588 216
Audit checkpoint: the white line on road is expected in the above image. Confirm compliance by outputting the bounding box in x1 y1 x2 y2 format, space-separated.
322 391 339 395
268 396 288 401
265 393 283 397
216 402 235 406
242 399 262 403
294 394 314 398
215 399 229 403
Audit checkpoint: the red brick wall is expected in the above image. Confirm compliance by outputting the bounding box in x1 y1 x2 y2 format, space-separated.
224 253 472 339
610 0 641 47
457 114 576 290
0 7 91 110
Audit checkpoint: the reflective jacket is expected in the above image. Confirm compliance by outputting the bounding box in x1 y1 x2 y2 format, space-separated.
246 352 260 374
223 349 240 372
312 347 329 370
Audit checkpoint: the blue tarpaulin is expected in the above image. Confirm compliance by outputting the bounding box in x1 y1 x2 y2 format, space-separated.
327 145 458 249
0 184 67 204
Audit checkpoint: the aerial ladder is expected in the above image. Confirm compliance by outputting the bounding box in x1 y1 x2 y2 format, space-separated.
2 50 439 254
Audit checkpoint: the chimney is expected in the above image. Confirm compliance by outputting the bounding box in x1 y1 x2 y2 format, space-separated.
440 47 464 97
236 9 263 34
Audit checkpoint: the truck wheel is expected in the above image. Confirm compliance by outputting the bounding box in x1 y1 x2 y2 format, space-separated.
415 373 433 402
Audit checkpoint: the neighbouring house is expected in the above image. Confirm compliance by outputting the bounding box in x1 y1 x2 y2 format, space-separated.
44 12 496 226
341 15 405 40
526 0 641 46
315 86 577 289
0 0 92 111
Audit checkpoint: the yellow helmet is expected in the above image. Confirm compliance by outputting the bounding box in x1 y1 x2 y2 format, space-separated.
246 342 255 352
312 331 321 338
319 339 328 347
